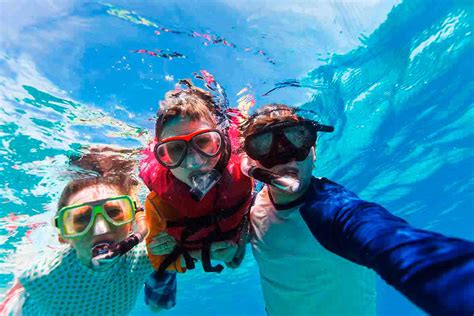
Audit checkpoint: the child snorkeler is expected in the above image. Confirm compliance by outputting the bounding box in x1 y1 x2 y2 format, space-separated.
139 79 253 309
0 157 153 315
241 104 474 315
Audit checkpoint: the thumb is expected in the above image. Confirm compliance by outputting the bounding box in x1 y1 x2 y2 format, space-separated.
210 241 234 252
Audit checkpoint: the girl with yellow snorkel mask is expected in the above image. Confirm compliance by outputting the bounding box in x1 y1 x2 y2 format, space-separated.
1 155 154 315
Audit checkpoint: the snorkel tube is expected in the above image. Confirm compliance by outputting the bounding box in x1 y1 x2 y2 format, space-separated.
241 155 301 193
91 208 149 267
189 169 222 201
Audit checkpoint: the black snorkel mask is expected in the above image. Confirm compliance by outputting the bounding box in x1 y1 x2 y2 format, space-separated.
243 109 334 169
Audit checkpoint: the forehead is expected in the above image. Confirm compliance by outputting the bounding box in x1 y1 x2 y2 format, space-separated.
67 184 122 206
249 114 300 133
161 116 215 139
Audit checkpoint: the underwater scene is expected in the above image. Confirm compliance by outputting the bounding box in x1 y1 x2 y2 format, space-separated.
0 0 473 315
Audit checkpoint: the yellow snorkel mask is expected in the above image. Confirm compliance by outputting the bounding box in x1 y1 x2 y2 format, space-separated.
54 195 137 239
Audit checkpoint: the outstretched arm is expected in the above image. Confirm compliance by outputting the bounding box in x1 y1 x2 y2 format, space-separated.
300 177 474 315
0 281 26 316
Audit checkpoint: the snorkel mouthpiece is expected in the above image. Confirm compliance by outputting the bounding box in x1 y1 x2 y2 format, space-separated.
92 242 113 258
241 159 301 193
91 242 119 267
189 169 222 201
251 167 301 193
90 208 148 268
270 173 301 193
91 232 145 268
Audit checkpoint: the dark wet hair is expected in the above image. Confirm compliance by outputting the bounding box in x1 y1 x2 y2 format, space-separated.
57 175 138 211
155 79 219 139
59 147 139 211
240 103 301 138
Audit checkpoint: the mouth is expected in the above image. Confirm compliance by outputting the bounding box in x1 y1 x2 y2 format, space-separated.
189 170 206 178
274 167 299 179
188 168 216 181
91 240 114 258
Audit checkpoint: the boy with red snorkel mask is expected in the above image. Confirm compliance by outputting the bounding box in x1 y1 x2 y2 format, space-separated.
139 80 253 310
242 104 474 315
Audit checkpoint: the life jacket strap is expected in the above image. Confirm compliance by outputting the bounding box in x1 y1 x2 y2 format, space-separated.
156 224 200 275
182 226 240 245
156 245 182 276
182 250 196 270
166 192 252 229
201 243 224 273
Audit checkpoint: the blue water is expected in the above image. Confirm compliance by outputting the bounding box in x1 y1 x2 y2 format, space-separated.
0 0 473 315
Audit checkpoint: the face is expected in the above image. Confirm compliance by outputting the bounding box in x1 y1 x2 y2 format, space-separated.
160 116 221 186
255 146 316 196
64 185 132 267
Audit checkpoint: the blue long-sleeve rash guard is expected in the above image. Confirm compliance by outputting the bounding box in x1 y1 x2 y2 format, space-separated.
299 177 474 315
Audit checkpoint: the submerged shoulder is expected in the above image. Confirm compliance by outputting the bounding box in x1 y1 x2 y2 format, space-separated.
306 177 360 204
18 245 73 288
312 177 343 190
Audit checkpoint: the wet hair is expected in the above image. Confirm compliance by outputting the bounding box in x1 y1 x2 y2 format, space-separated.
57 175 138 211
240 103 301 138
59 147 139 212
155 79 219 139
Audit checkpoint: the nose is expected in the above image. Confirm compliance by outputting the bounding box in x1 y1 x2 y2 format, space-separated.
92 215 111 236
183 147 205 168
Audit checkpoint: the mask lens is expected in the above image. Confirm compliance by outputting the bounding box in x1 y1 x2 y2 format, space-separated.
103 198 134 225
192 131 222 156
156 140 187 167
62 205 93 237
282 125 315 149
247 132 273 158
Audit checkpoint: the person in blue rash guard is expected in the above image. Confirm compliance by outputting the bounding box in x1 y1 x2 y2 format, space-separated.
300 176 474 315
241 103 474 316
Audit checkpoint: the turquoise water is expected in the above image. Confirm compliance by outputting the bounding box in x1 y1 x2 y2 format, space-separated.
0 0 473 315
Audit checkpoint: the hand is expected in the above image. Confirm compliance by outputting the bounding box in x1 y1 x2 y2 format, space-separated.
225 243 246 269
210 241 238 262
148 232 177 255
226 220 249 268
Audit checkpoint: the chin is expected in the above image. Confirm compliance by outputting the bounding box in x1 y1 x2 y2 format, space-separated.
300 177 312 190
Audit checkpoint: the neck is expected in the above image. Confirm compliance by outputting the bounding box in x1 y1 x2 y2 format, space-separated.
267 181 310 206
76 251 93 268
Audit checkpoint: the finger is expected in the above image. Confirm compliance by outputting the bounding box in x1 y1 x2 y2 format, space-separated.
149 242 175 255
154 232 173 240
211 241 236 251
212 248 237 262
149 238 175 249
160 244 176 254
213 244 238 255
152 233 175 244
214 244 238 255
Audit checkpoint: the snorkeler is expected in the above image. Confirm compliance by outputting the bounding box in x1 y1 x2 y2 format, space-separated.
241 103 474 315
241 104 376 316
0 164 153 315
139 79 253 310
